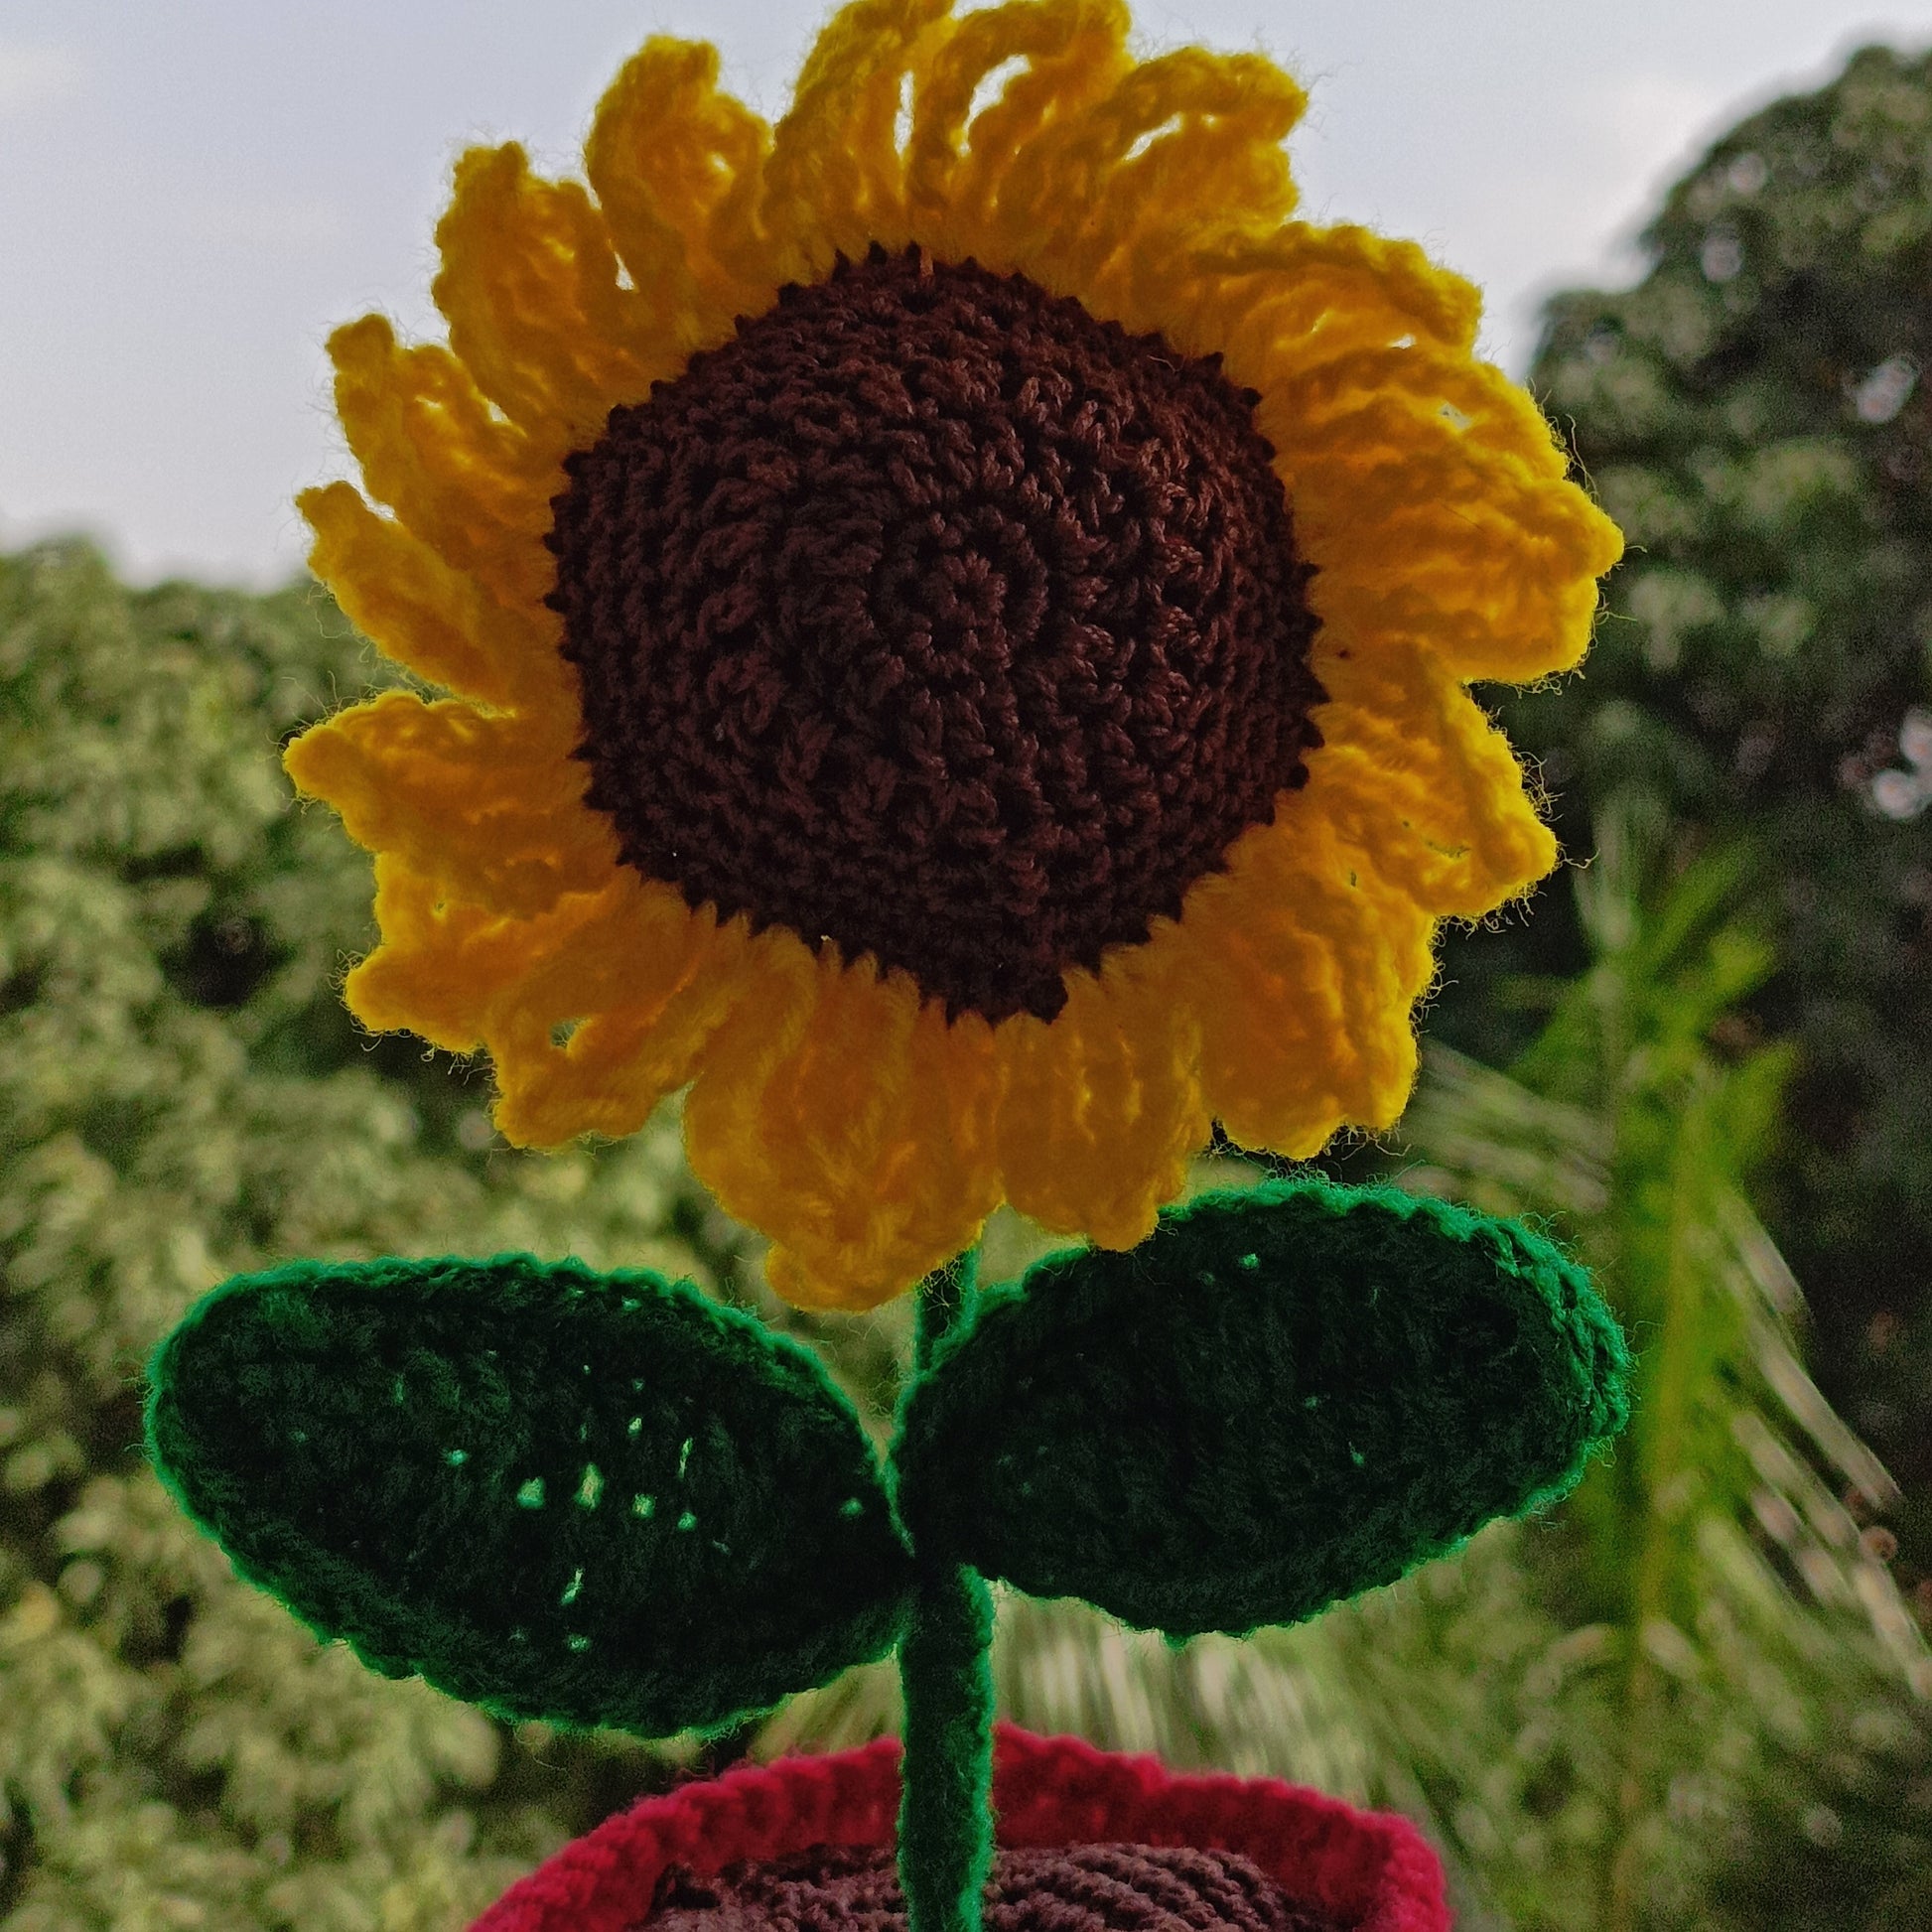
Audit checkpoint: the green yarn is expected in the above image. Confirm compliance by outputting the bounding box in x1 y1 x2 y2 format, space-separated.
146 1254 911 1735
896 1177 1632 1638
896 1253 996 1932
898 1563 996 1932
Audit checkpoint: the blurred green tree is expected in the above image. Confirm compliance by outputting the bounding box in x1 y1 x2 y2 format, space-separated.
1436 41 1932 1578
0 541 746 1928
1398 812 1932 1929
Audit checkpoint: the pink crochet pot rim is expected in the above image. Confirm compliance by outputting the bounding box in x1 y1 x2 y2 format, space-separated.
473 1725 1450 1932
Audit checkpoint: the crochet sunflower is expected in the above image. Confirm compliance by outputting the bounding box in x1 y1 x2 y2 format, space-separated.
149 11 1636 1932
284 0 1619 1311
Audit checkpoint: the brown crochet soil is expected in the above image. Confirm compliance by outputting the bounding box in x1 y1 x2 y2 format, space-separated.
549 242 1322 1024
632 1841 1344 1932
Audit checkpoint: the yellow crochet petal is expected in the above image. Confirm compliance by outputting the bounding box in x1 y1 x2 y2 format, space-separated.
1181 222 1482 380
328 316 558 609
584 38 777 344
285 691 615 918
903 0 1132 256
685 943 1005 1311
486 885 752 1148
981 46 1303 315
432 144 669 447
1180 795 1438 1154
345 856 537 1050
1043 60 1307 330
760 0 951 278
1260 348 1623 682
1310 638 1558 917
995 952 1208 1252
678 933 819 1226
299 483 574 720
345 861 746 1143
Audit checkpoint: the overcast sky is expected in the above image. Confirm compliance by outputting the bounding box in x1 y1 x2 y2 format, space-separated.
5 0 1931 587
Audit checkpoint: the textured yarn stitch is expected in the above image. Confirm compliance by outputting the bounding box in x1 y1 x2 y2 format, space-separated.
896 1252 1000 1932
897 1175 1632 1636
550 240 1323 1026
472 1727 1449 1932
638 1841 1343 1932
145 1255 910 1734
283 0 1625 1310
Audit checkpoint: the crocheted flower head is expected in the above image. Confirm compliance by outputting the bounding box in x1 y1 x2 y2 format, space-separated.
286 0 1621 1311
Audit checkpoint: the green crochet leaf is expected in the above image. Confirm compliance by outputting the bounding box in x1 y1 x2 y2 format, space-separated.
895 1176 1631 1638
146 1255 911 1735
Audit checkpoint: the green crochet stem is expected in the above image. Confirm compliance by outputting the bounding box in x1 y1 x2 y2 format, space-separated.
897 1249 996 1932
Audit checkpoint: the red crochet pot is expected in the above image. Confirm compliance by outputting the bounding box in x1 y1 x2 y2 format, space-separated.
474 1726 1450 1932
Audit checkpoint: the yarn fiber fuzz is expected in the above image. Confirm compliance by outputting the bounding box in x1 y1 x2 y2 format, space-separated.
472 1728 1449 1932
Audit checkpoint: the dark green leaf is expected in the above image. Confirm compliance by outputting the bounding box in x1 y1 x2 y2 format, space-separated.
896 1178 1630 1638
146 1254 910 1735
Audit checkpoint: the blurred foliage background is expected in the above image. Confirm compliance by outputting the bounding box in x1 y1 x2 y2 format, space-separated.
5 37 1932 1932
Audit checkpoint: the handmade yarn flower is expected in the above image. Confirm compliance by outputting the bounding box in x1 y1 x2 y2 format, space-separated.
149 12 1636 1932
284 0 1620 1311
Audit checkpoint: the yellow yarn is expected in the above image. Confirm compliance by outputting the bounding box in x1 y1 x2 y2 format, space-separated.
284 0 1622 1310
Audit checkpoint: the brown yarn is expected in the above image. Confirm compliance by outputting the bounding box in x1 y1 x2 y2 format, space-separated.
548 243 1323 1023
637 1842 1343 1932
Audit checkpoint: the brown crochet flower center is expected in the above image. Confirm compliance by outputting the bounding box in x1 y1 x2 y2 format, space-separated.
548 242 1322 1024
